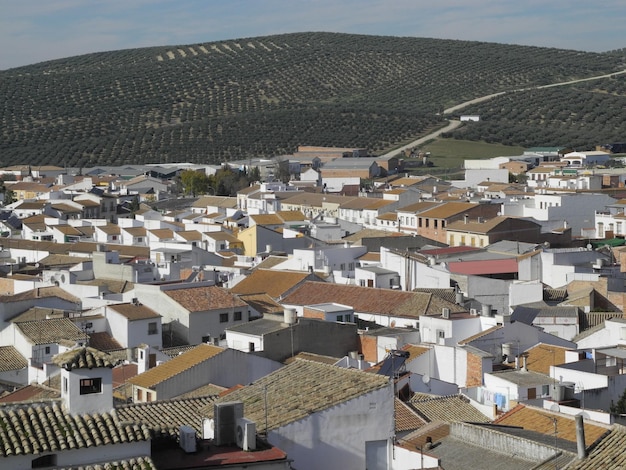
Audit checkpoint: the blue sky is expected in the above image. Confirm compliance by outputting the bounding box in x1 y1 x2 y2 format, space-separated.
1 0 625 70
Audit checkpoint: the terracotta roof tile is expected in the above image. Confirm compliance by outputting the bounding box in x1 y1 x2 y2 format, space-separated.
0 346 27 371
395 398 427 432
108 302 160 321
116 396 217 438
282 281 464 318
16 318 88 345
202 359 389 431
0 402 150 457
417 202 478 219
88 332 124 352
2 286 81 304
230 269 321 299
55 456 155 470
128 344 223 389
165 286 247 312
238 293 284 315
407 394 491 423
494 404 609 447
53 347 121 370
250 213 283 225
565 424 626 470
524 343 570 375
0 383 59 404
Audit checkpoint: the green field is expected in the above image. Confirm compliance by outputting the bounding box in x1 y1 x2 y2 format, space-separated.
421 139 525 169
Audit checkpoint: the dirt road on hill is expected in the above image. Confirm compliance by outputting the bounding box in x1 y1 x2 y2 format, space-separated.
382 68 626 159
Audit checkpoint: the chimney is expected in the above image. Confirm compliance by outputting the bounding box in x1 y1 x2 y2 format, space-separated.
522 355 527 372
575 414 587 459
464 214 469 224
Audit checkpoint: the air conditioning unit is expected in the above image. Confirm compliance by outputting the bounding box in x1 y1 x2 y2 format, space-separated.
470 308 478 315
214 401 244 446
236 417 256 451
179 425 197 453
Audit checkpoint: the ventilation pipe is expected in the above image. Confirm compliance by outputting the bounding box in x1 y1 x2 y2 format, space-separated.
575 414 587 459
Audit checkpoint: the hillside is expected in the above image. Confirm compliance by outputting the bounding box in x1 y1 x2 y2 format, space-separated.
1 32 625 168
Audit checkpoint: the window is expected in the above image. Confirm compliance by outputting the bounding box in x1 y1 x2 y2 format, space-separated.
63 377 68 393
249 342 255 352
220 313 229 323
337 315 343 322
79 378 102 395
137 237 143 243
137 389 143 401
44 346 50 354
234 311 242 321
437 330 445 339
148 322 158 335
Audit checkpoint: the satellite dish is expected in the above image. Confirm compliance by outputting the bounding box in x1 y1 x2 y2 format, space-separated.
550 403 560 413
586 243 592 250
422 374 431 384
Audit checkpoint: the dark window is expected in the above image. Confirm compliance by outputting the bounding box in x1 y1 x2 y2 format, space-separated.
148 322 158 335
249 342 255 352
234 311 242 321
220 313 228 323
79 378 102 395
32 454 56 468
44 346 50 354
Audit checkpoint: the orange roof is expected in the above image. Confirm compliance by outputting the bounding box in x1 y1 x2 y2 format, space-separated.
494 404 609 446
165 285 248 312
230 269 319 299
129 344 224 389
417 202 477 219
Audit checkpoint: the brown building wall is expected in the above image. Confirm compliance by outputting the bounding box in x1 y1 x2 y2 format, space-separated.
302 307 325 320
466 352 483 388
359 334 378 363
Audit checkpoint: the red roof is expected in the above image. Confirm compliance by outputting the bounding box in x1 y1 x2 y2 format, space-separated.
447 258 518 275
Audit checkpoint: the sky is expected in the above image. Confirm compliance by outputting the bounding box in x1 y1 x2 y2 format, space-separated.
1 0 625 70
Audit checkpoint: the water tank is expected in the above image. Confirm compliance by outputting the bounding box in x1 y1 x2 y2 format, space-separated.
481 304 492 317
283 307 296 325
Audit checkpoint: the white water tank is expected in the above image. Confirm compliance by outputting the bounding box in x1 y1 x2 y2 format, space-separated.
283 307 296 325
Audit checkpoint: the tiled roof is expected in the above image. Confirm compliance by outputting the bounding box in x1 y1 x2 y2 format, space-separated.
524 343 570 375
564 424 626 470
160 345 197 358
250 213 283 225
230 269 318 299
401 344 431 363
165 285 248 312
176 230 203 241
2 286 81 304
203 359 389 431
0 383 59 404
55 456 155 470
174 383 227 399
108 302 160 321
149 228 175 239
238 293 284 315
395 398 427 432
494 404 609 447
407 394 491 423
96 223 121 235
544 287 568 302
76 278 134 294
16 318 88 345
122 226 147 236
0 403 150 457
53 347 121 370
88 332 123 352
128 344 223 389
284 351 341 365
458 325 502 345
417 202 478 219
276 210 307 222
116 396 217 438
281 281 465 318
412 287 457 304
0 346 27 371
53 225 84 235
